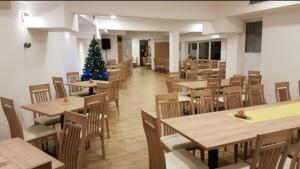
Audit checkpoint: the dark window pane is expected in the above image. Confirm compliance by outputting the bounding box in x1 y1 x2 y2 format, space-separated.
245 21 262 52
188 43 197 59
198 42 209 59
211 41 221 60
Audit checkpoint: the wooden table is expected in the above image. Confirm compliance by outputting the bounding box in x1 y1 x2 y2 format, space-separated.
107 69 121 73
162 100 300 169
0 138 64 169
175 79 230 90
66 80 108 95
22 96 84 128
198 68 219 73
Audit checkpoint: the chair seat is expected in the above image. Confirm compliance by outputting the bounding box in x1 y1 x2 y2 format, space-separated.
35 116 61 126
179 94 191 102
70 90 90 97
217 162 249 169
24 125 57 142
161 134 198 151
166 149 208 169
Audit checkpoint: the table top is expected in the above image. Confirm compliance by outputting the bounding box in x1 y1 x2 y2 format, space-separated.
66 80 108 88
198 68 219 72
21 96 84 117
162 100 300 150
0 138 64 169
175 79 229 90
107 69 121 72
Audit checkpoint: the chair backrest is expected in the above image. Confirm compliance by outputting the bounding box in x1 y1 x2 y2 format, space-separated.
59 111 87 169
0 97 24 139
165 75 180 93
120 64 128 81
275 82 291 102
251 130 292 169
84 94 107 140
207 78 221 105
223 86 243 110
29 84 52 119
248 70 260 77
190 62 198 71
230 76 244 87
248 74 262 85
108 78 119 102
32 161 52 169
141 110 166 169
201 70 213 79
155 93 180 136
52 77 67 99
191 89 214 114
96 82 111 100
210 60 218 69
66 72 81 94
108 70 121 82
247 84 266 106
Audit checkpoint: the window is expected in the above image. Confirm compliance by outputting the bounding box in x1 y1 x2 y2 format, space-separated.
245 21 262 53
198 42 209 59
211 41 221 60
188 42 197 59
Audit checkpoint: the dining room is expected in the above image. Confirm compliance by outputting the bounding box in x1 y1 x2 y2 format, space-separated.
1 1 300 169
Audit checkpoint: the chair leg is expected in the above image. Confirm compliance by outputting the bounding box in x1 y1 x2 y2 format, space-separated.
200 149 205 162
101 135 106 159
234 144 238 163
106 117 110 139
244 142 248 161
116 100 120 115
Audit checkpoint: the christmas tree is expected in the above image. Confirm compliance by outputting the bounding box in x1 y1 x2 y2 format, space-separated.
81 36 108 81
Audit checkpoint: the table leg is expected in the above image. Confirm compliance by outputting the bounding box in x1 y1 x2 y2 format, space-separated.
208 149 219 169
89 87 94 95
60 114 64 129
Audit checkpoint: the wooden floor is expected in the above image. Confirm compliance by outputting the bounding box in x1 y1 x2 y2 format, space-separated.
86 67 165 169
85 67 248 169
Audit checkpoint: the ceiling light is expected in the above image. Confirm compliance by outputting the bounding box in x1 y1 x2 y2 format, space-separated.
110 15 117 19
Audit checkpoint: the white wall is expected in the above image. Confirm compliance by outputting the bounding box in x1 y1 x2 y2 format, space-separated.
101 35 118 63
132 39 140 66
260 8 300 103
0 3 83 139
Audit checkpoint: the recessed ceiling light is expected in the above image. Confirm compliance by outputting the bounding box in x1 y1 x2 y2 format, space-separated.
110 15 117 19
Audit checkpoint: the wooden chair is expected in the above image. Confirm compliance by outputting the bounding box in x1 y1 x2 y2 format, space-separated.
84 94 107 159
219 130 293 169
66 72 89 96
165 75 180 93
0 97 58 153
248 74 262 85
120 64 128 87
230 76 244 87
275 82 291 102
59 111 87 169
223 86 244 162
219 62 226 79
186 62 198 80
29 84 60 126
96 82 111 138
190 89 214 114
108 76 120 115
248 70 260 77
108 69 121 82
223 86 244 110
155 93 198 153
207 78 222 110
210 60 219 69
107 59 116 66
141 109 209 169
52 77 67 99
247 84 266 106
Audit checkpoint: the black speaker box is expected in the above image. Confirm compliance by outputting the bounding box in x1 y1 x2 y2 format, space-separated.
101 38 111 50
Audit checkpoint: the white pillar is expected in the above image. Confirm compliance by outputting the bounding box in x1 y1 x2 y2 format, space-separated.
169 31 180 72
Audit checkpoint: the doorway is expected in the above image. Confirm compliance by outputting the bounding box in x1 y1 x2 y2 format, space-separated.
139 40 148 66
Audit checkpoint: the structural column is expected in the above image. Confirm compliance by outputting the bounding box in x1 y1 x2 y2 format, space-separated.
169 31 180 72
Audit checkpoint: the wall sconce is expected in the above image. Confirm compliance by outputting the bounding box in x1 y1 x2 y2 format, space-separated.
24 42 31 48
20 11 30 24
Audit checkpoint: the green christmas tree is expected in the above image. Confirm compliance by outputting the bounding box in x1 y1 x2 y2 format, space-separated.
81 36 108 81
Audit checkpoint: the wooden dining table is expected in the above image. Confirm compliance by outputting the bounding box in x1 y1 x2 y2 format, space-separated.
66 80 108 95
162 100 300 169
175 79 230 90
21 96 84 128
0 138 64 169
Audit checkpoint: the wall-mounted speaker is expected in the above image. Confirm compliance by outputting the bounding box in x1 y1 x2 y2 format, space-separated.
117 36 122 42
101 38 111 50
